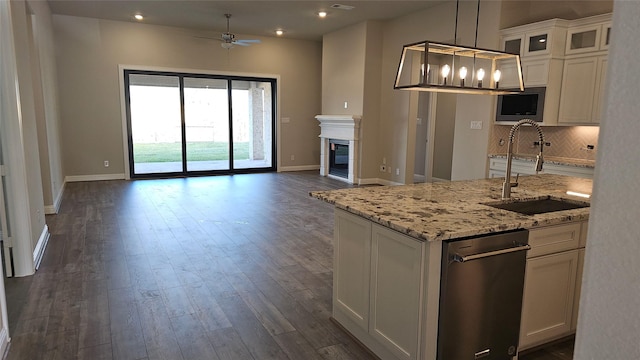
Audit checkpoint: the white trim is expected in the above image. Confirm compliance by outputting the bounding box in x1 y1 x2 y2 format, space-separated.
65 173 125 182
33 225 50 270
430 177 450 182
0 327 9 359
413 174 426 183
358 178 404 186
44 180 66 214
118 65 282 179
278 165 320 172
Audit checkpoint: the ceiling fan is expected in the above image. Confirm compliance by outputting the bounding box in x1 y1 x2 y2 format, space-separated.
217 14 261 49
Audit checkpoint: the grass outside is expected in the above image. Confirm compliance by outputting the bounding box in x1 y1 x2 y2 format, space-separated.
134 142 249 163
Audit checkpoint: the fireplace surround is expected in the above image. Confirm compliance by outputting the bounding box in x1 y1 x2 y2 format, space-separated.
315 115 361 184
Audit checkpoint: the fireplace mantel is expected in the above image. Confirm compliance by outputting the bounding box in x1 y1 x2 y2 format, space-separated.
315 115 361 184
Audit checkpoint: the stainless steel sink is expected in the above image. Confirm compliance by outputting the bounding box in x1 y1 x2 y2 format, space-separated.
484 196 590 216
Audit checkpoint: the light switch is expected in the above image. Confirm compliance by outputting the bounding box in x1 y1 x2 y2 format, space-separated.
470 121 483 130
282 117 290 123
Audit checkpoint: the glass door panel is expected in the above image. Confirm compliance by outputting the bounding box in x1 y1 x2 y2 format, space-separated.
231 80 273 170
184 78 230 171
128 74 183 175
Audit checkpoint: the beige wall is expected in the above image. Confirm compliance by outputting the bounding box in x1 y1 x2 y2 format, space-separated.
321 20 384 182
321 22 366 115
52 15 322 176
378 1 501 184
27 0 65 213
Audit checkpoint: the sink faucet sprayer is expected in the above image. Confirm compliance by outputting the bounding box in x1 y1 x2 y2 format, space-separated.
502 119 545 199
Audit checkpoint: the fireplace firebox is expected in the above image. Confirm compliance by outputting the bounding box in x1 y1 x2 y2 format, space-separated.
329 140 349 178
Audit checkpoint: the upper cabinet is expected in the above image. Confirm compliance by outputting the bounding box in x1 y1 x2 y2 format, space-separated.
498 13 612 126
558 14 612 125
500 20 569 59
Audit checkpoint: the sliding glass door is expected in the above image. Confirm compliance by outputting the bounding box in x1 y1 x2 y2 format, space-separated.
124 70 276 178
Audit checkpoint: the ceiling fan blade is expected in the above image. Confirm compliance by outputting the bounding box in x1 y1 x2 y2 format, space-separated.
194 36 223 42
231 41 251 47
235 39 261 44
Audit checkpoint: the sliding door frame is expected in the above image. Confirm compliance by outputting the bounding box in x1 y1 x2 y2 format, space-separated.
118 65 280 179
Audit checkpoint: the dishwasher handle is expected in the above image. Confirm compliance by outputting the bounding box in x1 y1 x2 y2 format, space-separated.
453 244 531 263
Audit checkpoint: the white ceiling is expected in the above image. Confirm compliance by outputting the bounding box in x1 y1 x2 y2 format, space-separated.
46 0 448 41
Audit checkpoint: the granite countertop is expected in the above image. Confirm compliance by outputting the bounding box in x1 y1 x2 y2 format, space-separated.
310 174 592 242
489 154 595 168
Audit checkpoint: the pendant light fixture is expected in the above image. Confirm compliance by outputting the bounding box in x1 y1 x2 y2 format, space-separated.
394 0 524 95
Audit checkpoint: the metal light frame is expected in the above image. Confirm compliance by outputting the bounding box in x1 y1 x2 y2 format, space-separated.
393 0 525 95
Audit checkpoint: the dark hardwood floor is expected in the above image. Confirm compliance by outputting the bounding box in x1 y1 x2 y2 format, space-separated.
3 171 574 360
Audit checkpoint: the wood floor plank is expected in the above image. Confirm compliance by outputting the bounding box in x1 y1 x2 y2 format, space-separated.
137 297 183 360
170 312 221 360
207 327 254 360
216 294 289 360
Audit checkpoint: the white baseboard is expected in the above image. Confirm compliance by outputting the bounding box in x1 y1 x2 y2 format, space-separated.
44 181 66 215
65 173 125 182
33 225 50 270
0 327 9 359
430 177 450 182
358 178 403 186
278 165 320 172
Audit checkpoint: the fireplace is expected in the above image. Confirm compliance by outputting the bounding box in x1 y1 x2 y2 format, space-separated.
315 115 361 184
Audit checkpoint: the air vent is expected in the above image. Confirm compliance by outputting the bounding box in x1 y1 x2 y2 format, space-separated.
331 4 355 10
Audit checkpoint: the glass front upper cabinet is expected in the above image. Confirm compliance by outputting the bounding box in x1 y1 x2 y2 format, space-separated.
502 31 552 57
565 25 603 54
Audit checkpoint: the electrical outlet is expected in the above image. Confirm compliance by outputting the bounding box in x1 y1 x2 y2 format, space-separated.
104 160 109 167
470 121 482 130
344 101 348 109
382 157 387 165
290 155 295 161
396 168 400 176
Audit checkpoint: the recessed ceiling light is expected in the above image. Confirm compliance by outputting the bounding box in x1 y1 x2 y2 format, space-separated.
330 4 354 10
318 11 327 18
134 14 143 21
275 29 284 36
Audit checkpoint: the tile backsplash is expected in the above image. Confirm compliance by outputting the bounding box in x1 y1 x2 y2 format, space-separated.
488 125 599 161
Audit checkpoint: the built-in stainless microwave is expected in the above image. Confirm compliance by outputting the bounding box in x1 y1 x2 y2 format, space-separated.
496 87 546 122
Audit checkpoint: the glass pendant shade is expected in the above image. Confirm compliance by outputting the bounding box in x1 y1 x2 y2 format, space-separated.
394 40 524 95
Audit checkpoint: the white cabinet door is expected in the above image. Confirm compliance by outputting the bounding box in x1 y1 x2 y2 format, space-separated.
334 209 372 331
519 250 579 349
572 248 586 331
558 57 598 124
592 56 608 124
370 224 424 360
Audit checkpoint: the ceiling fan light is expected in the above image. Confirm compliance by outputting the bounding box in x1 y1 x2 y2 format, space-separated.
221 42 233 49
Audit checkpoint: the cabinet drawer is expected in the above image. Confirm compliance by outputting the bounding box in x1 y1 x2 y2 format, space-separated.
579 221 589 248
528 223 581 258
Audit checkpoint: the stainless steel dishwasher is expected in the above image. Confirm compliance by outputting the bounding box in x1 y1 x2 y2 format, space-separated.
437 229 530 360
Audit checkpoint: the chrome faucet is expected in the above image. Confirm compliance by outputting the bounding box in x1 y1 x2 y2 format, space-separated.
502 119 545 199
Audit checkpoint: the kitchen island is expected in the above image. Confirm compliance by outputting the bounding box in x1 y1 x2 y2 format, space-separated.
311 174 592 360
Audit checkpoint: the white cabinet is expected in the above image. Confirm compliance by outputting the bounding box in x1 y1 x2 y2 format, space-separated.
572 248 586 331
519 221 588 350
370 224 424 360
334 210 372 331
500 20 568 59
558 55 608 124
565 24 602 55
333 209 425 360
520 249 579 348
